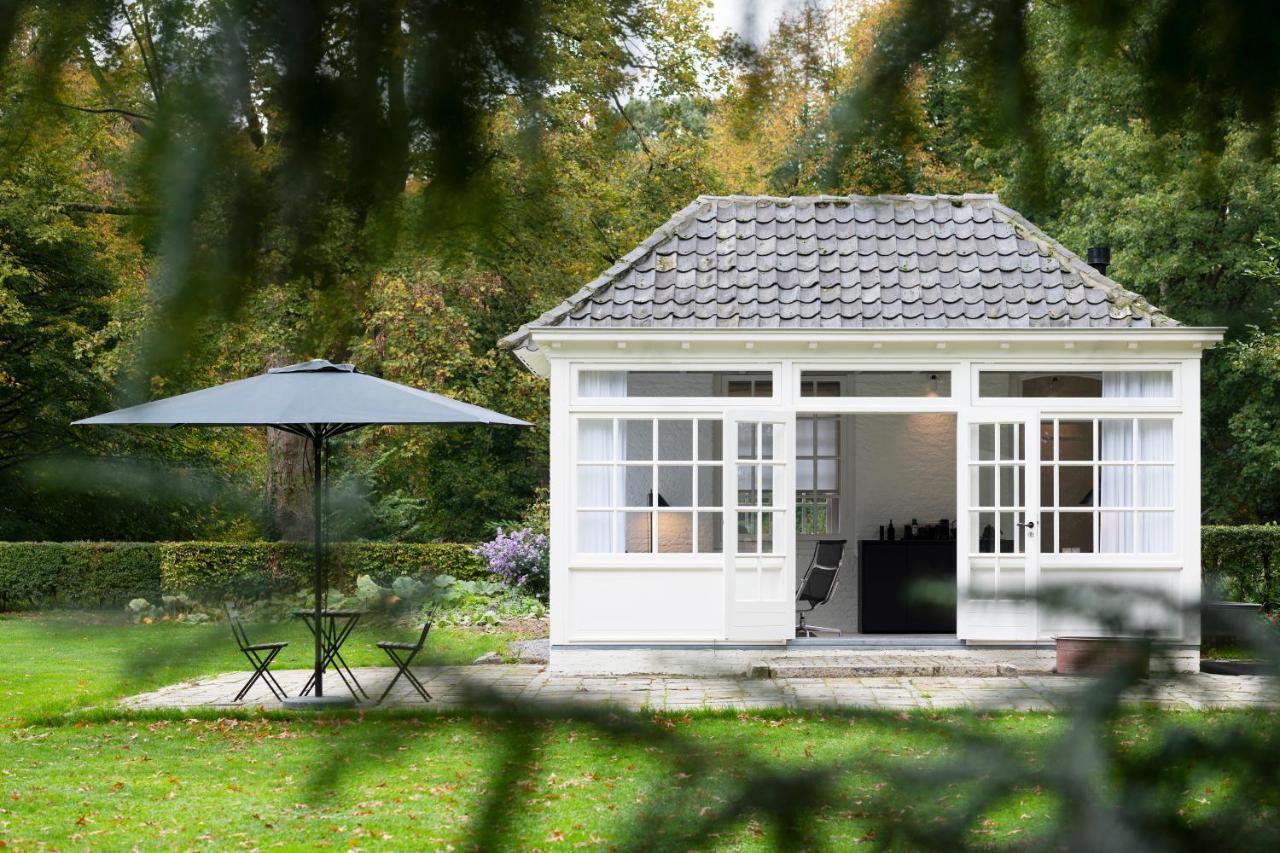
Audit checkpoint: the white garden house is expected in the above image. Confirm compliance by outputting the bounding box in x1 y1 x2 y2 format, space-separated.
501 195 1224 669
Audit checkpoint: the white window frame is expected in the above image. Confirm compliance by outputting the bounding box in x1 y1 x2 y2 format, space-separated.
795 414 840 538
1038 415 1178 558
570 412 727 563
790 361 957 413
570 362 781 406
970 362 1181 408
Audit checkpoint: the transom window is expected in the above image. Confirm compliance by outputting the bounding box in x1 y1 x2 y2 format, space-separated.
576 418 723 554
978 370 1173 399
1039 418 1175 554
800 370 951 398
578 370 772 399
796 415 839 535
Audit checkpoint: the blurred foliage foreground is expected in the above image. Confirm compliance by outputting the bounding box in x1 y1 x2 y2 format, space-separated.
4 1 1280 544
0 591 1277 849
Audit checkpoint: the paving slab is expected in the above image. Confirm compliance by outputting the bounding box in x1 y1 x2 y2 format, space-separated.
119 665 1280 713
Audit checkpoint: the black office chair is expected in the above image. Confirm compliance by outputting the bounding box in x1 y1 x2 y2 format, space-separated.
796 539 846 637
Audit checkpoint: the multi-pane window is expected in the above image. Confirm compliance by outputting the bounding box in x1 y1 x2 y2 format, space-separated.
1039 418 1175 554
735 422 783 554
576 418 723 554
796 415 839 535
968 422 1027 555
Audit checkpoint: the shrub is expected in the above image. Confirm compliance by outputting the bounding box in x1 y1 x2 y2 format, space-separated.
473 528 549 601
0 541 485 609
1203 525 1280 610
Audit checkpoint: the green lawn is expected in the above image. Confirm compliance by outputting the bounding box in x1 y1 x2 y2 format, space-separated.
1 614 1276 849
0 613 514 724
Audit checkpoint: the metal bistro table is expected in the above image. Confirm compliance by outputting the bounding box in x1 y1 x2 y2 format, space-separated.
293 609 370 701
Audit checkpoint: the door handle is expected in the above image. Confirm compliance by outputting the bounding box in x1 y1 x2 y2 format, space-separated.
1017 520 1036 529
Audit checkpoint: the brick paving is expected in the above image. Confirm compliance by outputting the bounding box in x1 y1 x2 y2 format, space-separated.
120 665 1279 713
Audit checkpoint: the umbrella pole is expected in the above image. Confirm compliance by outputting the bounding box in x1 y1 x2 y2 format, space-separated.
284 428 354 710
313 431 324 697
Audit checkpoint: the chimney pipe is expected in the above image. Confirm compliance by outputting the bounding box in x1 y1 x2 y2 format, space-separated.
1086 246 1111 276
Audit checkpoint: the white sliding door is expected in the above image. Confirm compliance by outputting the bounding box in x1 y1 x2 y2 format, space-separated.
958 411 1040 640
724 411 795 641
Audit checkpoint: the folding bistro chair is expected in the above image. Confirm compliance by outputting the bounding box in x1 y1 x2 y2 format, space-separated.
375 604 440 705
225 603 290 702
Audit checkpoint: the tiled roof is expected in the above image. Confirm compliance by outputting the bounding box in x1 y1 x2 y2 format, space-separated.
500 194 1177 349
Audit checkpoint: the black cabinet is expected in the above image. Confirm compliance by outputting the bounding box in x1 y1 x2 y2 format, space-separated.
858 540 957 633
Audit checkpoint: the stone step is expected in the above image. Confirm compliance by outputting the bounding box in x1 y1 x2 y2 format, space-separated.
752 654 1055 679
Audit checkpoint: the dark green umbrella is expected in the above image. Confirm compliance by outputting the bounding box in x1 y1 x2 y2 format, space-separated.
75 359 529 708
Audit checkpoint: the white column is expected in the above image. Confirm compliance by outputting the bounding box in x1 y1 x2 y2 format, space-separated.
1179 357 1202 645
548 355 571 646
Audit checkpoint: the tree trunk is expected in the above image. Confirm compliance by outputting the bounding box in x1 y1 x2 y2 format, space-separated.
266 427 314 541
264 353 314 541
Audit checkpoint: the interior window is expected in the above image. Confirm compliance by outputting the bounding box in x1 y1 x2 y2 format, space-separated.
979 371 1173 399
796 415 839 535
800 371 950 398
578 370 772 398
1039 418 1175 554
576 418 723 554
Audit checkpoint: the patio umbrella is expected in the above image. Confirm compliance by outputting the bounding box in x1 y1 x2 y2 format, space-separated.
74 359 529 708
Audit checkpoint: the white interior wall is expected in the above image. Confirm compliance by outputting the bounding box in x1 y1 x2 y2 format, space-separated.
853 413 957 543
796 413 956 633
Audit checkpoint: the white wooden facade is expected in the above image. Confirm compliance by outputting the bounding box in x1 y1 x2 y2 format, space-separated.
515 327 1223 649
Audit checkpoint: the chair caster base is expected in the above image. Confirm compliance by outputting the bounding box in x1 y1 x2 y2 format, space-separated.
795 625 842 638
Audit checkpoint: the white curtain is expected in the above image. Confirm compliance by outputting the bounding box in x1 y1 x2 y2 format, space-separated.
1101 371 1172 398
579 370 628 398
577 419 616 552
1099 419 1133 552
1098 418 1174 553
1137 420 1175 552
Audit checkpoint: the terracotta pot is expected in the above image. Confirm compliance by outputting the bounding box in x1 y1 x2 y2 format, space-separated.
1054 636 1151 677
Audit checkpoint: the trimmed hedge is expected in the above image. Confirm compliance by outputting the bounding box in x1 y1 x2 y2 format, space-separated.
1203 525 1280 611
5 527 1275 611
0 542 163 609
0 541 485 610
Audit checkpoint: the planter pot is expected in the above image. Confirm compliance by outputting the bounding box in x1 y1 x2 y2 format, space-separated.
1055 636 1151 677
1203 601 1264 647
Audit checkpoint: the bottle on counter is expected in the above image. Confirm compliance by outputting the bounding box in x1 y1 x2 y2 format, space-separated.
911 518 920 539
879 524 885 541
887 519 895 541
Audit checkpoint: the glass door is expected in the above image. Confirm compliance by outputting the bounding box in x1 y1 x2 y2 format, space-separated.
958 410 1040 640
724 411 794 641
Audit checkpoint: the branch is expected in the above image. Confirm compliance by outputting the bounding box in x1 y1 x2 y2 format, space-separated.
122 1 165 106
609 89 653 161
39 98 153 122
57 202 159 216
76 41 152 138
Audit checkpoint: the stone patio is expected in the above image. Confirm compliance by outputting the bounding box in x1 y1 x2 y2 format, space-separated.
121 664 1279 712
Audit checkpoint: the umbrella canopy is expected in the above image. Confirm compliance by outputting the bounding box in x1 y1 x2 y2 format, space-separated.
74 359 528 430
75 359 530 709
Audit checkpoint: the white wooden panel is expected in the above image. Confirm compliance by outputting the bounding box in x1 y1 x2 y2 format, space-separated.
1038 568 1184 640
567 568 722 641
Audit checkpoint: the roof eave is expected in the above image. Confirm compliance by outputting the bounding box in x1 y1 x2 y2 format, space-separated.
526 325 1226 347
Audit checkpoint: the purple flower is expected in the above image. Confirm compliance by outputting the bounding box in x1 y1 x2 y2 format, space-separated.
474 527 549 601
